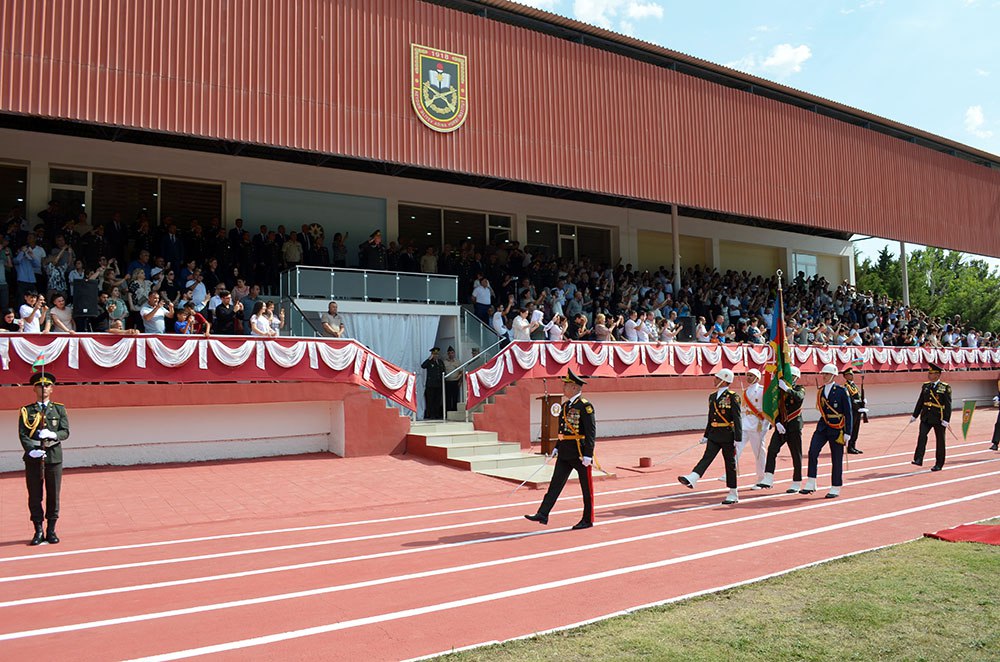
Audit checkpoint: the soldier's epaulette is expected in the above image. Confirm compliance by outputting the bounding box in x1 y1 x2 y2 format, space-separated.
579 398 589 404
51 402 64 407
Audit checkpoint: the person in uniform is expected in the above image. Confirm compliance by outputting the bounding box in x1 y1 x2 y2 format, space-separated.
18 372 70 545
757 365 806 493
442 346 462 413
801 364 853 498
740 368 769 489
525 369 597 530
421 347 445 420
990 374 999 452
843 367 867 455
911 362 951 470
678 368 743 505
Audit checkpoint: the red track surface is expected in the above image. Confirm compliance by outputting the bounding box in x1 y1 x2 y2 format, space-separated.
1 413 998 661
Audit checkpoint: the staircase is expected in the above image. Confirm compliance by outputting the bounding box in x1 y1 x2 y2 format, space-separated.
407 420 614 487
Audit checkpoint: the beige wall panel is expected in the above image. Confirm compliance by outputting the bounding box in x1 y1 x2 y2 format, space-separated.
720 241 781 276
636 231 710 272
817 254 844 284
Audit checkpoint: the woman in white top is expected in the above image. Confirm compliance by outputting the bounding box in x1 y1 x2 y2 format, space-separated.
249 301 276 337
266 301 285 335
544 314 568 341
45 293 75 333
659 315 678 343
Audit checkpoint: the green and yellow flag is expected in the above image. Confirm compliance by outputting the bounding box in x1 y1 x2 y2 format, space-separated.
762 282 792 423
961 400 976 440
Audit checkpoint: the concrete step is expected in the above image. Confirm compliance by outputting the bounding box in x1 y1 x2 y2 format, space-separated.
458 453 550 471
438 441 522 456
415 431 500 446
410 421 475 433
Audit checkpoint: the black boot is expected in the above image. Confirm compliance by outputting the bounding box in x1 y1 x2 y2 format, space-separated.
30 523 44 546
45 522 59 545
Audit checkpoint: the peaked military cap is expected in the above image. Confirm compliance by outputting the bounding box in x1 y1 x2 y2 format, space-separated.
29 372 56 387
562 368 587 386
927 362 944 373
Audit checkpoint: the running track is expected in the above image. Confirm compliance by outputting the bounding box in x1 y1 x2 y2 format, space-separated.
1 414 998 661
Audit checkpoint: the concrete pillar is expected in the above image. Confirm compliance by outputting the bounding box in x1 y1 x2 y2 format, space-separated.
899 241 909 307
27 160 49 219
710 237 721 270
514 211 528 246
385 197 399 241
225 178 242 227
671 205 681 291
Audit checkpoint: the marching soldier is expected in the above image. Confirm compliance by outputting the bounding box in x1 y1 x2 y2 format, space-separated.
802 364 853 498
990 374 999 452
18 372 70 545
843 366 867 454
757 366 806 493
740 368 769 488
678 368 743 505
525 369 597 530
911 362 951 470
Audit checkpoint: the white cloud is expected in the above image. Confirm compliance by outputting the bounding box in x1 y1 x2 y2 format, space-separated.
619 20 635 35
725 43 812 78
573 0 665 30
965 105 994 138
754 25 773 32
514 0 562 10
975 68 991 77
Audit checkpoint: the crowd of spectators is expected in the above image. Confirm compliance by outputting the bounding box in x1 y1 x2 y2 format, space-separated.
2 201 995 349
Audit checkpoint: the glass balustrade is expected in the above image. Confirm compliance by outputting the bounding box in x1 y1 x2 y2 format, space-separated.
280 266 458 304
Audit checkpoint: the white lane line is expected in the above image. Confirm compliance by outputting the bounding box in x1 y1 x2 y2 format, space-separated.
1 468 996 641
3 438 976 565
1 450 994 586
122 487 1000 661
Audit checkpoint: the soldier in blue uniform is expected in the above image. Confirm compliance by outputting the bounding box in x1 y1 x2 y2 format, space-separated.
525 369 597 530
911 362 951 471
678 368 743 505
802 364 853 498
18 372 70 545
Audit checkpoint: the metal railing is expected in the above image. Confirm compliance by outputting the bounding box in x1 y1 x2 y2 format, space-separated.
280 266 458 304
439 307 506 421
285 299 322 338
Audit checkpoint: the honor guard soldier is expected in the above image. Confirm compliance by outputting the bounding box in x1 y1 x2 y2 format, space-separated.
740 368 769 488
757 366 806 493
802 364 853 498
911 363 951 471
678 368 743 505
990 374 999 452
842 367 867 454
525 369 597 530
421 347 446 420
18 372 70 545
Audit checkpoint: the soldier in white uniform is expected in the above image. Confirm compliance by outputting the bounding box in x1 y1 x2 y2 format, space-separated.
716 368 768 488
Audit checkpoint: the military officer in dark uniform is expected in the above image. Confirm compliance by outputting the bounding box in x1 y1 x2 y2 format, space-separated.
757 365 806 493
801 364 853 498
525 369 597 530
989 375 999 452
842 366 866 455
911 363 951 471
678 368 743 505
421 347 445 420
18 372 70 545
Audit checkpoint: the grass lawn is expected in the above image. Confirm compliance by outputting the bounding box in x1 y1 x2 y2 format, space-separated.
440 526 1000 662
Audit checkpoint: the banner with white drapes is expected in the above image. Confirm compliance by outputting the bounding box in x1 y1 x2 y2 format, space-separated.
465 341 1000 408
0 334 417 411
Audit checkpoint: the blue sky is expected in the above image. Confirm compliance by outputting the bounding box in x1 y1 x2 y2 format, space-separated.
515 0 1000 267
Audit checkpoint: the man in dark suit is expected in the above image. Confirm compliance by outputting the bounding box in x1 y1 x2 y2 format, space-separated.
228 218 245 247
911 362 952 470
18 372 70 545
160 222 185 269
678 368 743 504
801 363 854 498
525 369 597 529
757 365 806 493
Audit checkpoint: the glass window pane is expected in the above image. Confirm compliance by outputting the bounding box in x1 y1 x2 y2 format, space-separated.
488 227 512 245
49 188 87 221
50 168 88 186
398 204 441 248
526 220 558 261
560 237 576 261
91 172 158 227
559 224 576 237
443 209 486 249
488 214 511 228
398 274 427 302
159 179 223 229
577 226 611 265
0 164 28 215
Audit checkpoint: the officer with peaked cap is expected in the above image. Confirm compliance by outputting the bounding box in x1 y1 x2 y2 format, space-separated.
801 364 853 499
525 369 597 529
421 347 446 420
18 372 70 545
678 368 743 505
757 365 806 493
911 362 951 470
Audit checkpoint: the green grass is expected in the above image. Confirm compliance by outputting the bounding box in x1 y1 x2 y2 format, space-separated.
440 532 1000 662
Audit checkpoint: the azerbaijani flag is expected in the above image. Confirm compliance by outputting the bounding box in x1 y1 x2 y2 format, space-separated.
852 358 864 369
31 352 46 373
961 400 976 440
762 283 793 423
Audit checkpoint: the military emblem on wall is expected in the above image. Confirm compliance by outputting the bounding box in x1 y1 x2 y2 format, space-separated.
411 44 468 133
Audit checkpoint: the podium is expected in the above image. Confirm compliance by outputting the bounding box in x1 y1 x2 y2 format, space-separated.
537 394 562 455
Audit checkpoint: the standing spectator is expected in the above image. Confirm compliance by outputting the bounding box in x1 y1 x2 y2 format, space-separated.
510 308 534 341
184 303 211 337
321 301 346 338
0 236 10 309
360 230 387 270
160 222 185 270
421 347 445 420
545 314 569 341
212 291 243 335
471 277 494 323
19 290 47 333
241 284 262 333
249 301 275 337
140 291 174 333
45 293 74 333
331 232 348 268
443 346 462 413
420 247 438 274
265 301 284 336
282 231 304 269
14 234 43 297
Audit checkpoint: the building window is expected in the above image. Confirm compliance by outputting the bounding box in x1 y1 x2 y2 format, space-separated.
793 253 818 279
159 179 223 228
0 164 28 219
443 209 487 248
488 214 512 245
527 219 611 264
91 173 158 226
398 204 510 250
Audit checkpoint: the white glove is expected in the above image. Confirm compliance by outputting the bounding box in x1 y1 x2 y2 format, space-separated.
844 435 851 443
909 417 917 424
941 421 949 428
550 448 558 458
993 395 998 403
778 380 790 392
699 437 708 445
863 398 868 406
581 456 593 467
37 429 57 440
27 448 45 459
775 422 786 435
858 408 869 414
